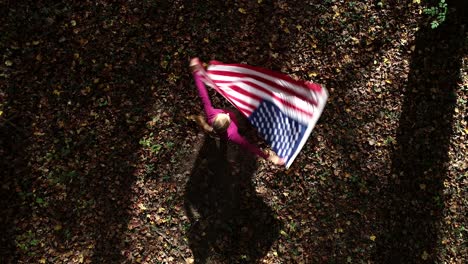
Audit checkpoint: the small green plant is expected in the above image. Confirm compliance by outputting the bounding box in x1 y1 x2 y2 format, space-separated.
139 133 162 154
35 197 45 205
381 109 400 121
288 221 297 232
144 164 155 175
182 222 191 232
433 195 444 208
423 0 448 29
384 136 396 145
15 230 40 252
48 170 78 185
98 97 108 107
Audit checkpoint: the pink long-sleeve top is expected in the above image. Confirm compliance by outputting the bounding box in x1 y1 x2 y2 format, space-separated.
193 72 268 159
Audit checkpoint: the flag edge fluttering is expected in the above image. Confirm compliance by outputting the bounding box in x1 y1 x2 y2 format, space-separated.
284 85 328 168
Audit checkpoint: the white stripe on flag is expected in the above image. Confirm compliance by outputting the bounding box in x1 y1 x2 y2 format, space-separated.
208 65 318 103
231 82 314 124
216 83 260 110
208 73 316 112
208 74 317 106
208 74 317 122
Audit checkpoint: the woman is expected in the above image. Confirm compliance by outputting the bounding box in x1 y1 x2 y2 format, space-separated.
190 58 284 165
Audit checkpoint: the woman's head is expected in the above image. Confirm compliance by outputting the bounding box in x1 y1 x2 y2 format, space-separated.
212 113 231 133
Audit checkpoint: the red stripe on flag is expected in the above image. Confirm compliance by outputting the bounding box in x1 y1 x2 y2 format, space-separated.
220 93 253 117
306 82 323 93
209 60 322 93
196 66 254 117
211 82 242 107
241 81 314 117
213 83 258 116
215 85 258 110
216 82 314 118
208 70 317 106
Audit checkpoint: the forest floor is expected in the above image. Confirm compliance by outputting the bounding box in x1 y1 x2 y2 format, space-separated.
1 0 467 263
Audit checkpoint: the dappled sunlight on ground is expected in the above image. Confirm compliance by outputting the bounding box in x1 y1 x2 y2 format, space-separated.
1 0 466 263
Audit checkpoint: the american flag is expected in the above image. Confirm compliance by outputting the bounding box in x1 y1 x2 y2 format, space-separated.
199 60 328 168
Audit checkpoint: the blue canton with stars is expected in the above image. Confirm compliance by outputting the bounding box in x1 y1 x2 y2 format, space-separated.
248 100 307 164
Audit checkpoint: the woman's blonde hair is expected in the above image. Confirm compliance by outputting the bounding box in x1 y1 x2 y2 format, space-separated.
212 114 230 133
192 113 230 134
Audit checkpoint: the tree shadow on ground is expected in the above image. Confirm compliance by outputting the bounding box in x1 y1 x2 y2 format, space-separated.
376 0 466 262
0 1 161 262
0 105 33 263
184 136 280 263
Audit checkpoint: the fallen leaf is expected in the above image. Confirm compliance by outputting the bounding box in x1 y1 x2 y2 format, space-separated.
81 86 91 95
138 203 147 211
421 251 429 260
308 72 318 78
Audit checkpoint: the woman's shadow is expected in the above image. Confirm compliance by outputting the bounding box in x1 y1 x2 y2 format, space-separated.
184 126 280 263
